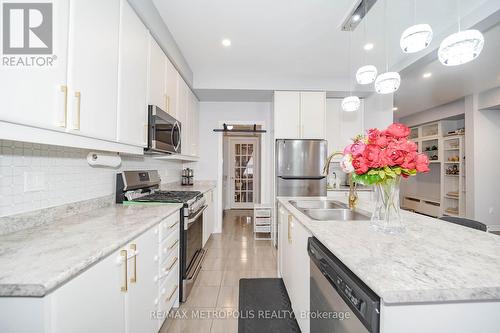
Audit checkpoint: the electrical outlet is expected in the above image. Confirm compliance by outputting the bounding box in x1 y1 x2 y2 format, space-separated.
24 172 45 192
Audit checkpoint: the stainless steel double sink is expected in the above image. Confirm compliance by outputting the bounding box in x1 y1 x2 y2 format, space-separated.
289 200 370 221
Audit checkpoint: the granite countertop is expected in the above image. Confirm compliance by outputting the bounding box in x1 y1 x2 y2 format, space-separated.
278 197 500 305
161 180 216 194
0 203 182 297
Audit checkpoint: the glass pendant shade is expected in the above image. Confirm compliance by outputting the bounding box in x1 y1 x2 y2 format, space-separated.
438 29 484 66
341 96 361 112
400 24 433 53
375 72 401 94
356 65 378 85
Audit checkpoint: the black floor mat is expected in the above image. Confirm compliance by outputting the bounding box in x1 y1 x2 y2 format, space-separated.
238 278 301 333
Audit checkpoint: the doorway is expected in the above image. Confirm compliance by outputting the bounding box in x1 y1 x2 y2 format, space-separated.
222 125 262 210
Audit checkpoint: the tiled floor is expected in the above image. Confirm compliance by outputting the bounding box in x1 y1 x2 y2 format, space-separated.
160 209 278 333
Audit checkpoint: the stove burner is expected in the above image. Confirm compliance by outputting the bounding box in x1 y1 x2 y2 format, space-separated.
135 190 201 203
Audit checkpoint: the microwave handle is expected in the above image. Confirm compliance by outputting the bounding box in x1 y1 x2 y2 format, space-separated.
173 121 181 152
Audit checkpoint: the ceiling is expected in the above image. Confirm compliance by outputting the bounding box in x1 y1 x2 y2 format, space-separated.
154 0 499 113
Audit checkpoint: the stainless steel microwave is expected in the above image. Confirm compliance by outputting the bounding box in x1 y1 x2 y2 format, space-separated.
146 105 181 154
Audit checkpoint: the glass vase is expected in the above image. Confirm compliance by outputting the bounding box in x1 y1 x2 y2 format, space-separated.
371 175 405 233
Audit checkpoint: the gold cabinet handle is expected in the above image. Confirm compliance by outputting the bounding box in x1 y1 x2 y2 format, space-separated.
165 257 178 272
168 221 179 229
166 95 170 114
58 85 68 127
130 244 137 283
74 91 81 130
166 285 178 302
288 215 292 243
168 239 179 250
120 250 128 292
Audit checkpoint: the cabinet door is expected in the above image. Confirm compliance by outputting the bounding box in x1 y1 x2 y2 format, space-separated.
178 79 190 155
326 99 364 155
165 58 179 117
202 190 214 247
189 91 199 157
67 0 120 140
126 227 158 333
300 92 326 139
147 37 167 110
289 216 311 333
0 0 69 130
51 248 126 333
274 91 300 139
116 0 149 147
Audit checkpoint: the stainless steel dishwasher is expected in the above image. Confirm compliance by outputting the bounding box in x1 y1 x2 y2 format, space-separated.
308 237 380 333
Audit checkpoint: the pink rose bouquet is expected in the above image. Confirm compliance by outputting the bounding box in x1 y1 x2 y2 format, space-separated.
342 123 430 185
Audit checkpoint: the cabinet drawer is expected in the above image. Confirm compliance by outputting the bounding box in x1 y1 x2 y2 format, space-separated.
255 217 271 226
160 229 179 265
158 264 179 316
254 209 271 218
403 197 420 211
158 252 179 283
255 225 271 233
159 212 180 243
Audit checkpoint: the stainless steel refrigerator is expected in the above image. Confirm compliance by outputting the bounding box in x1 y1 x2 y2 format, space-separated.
276 139 327 196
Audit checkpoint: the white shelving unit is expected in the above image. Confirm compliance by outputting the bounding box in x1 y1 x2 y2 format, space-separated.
253 204 272 240
401 119 466 218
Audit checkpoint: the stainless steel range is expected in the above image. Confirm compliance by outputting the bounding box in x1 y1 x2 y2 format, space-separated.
116 170 206 302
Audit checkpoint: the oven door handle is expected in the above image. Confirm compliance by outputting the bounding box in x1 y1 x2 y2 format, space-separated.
187 205 208 226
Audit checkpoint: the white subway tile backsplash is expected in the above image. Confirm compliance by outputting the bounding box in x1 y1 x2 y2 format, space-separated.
0 140 183 217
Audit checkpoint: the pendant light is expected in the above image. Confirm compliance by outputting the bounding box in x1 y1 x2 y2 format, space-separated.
438 0 484 66
400 0 433 53
375 0 401 95
356 1 377 85
342 31 360 112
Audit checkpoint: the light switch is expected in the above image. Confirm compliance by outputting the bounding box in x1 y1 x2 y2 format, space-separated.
24 172 45 192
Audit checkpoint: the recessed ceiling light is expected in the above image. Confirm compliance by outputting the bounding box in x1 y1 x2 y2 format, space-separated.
221 39 231 47
422 72 432 78
393 107 398 111
352 14 361 22
364 43 374 51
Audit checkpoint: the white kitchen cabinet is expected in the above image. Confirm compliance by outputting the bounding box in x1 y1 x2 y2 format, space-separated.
326 98 364 155
189 91 200 157
178 79 190 155
274 91 326 139
300 92 326 139
165 59 179 117
203 189 215 247
66 0 120 141
126 226 159 333
147 37 167 111
278 205 312 333
117 0 149 147
274 91 301 139
51 247 126 333
0 0 69 130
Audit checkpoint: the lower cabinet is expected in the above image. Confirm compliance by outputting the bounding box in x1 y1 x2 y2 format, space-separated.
203 189 215 247
278 203 312 333
0 209 181 333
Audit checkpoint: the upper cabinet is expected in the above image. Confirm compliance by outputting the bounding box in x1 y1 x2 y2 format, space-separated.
178 79 190 155
188 90 199 157
325 98 364 155
0 0 69 130
147 38 167 112
165 58 179 118
66 0 120 141
274 91 326 139
117 0 149 147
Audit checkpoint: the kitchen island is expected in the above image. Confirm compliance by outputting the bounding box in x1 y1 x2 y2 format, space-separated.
277 196 500 333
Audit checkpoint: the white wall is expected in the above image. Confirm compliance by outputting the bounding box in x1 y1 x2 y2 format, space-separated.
364 93 394 129
196 102 273 209
466 92 500 226
0 140 182 217
398 99 465 127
